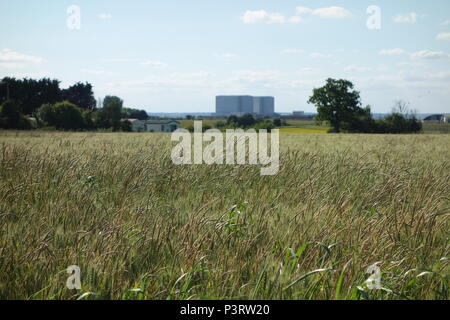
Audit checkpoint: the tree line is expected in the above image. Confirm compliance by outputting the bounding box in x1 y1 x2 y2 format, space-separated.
0 77 148 131
1 77 423 134
186 114 282 132
309 78 422 134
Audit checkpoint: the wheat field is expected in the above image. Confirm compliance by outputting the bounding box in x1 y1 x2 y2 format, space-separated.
0 131 448 300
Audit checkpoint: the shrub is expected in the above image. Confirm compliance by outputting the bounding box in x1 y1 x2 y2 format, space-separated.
35 101 85 130
121 120 132 132
0 100 32 130
273 118 282 127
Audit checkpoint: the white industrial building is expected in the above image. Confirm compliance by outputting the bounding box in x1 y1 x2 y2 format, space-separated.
216 96 275 117
126 119 180 132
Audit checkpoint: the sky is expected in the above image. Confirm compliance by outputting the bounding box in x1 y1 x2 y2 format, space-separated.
1 0 450 114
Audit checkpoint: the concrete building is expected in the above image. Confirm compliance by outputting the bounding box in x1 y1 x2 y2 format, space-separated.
216 95 275 117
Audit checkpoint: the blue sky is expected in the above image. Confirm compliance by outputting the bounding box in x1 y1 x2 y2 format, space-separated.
1 0 450 113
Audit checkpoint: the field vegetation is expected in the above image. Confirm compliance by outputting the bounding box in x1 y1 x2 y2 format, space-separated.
0 131 448 300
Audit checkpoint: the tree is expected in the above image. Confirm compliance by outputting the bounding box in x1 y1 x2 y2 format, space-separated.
273 118 282 127
35 101 85 130
308 78 362 133
254 120 275 131
121 120 132 132
374 101 422 134
237 114 256 128
94 96 123 131
122 108 149 120
226 115 239 127
0 100 31 129
342 105 375 133
62 82 96 111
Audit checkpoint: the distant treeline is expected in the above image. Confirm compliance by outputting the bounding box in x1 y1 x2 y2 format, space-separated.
0 77 148 131
309 78 422 134
1 77 423 134
185 114 287 132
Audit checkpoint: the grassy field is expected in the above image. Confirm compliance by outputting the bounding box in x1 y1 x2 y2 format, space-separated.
279 126 329 134
422 123 450 134
179 119 449 135
0 131 449 300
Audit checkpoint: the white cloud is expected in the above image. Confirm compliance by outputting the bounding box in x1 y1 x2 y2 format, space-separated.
140 60 167 68
0 48 43 63
171 71 210 78
393 13 417 24
345 65 372 73
0 62 25 69
436 33 450 41
295 6 352 19
103 71 211 93
410 50 450 60
399 70 450 82
242 7 350 25
231 70 280 82
217 53 239 59
288 16 302 24
0 71 53 79
296 7 313 15
397 61 425 68
296 67 320 75
310 52 332 59
441 20 450 26
98 13 112 20
311 6 352 19
379 48 406 56
241 10 286 24
80 69 114 76
281 49 305 54
102 58 136 63
102 58 167 68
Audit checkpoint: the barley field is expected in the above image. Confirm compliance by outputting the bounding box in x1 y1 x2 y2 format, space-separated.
0 130 448 300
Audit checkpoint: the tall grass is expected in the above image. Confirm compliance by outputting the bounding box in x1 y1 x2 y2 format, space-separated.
0 131 448 300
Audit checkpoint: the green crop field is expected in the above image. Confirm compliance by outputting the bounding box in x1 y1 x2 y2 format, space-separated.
279 127 329 134
0 131 448 300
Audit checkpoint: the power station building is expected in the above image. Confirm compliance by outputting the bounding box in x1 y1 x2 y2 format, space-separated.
216 96 275 117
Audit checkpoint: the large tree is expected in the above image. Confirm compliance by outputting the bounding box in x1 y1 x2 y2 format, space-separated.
308 78 362 133
94 96 123 131
62 82 96 111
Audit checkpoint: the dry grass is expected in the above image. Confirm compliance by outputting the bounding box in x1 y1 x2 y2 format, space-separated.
0 130 448 300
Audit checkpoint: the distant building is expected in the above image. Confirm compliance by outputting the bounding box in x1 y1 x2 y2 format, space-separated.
126 119 145 132
289 110 314 120
216 95 275 117
126 119 180 132
423 114 450 123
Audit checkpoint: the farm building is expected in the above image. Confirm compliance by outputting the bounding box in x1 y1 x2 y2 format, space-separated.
126 119 180 132
422 114 450 123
